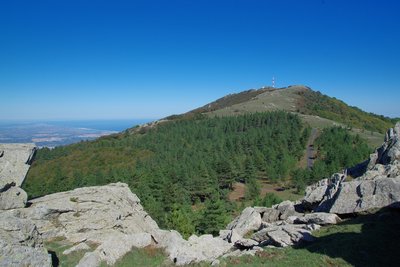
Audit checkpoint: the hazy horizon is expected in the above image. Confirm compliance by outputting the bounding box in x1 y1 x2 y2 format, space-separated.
0 118 153 147
0 118 156 124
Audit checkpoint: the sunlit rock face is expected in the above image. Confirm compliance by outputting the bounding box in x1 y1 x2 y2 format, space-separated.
0 143 36 210
306 122 400 214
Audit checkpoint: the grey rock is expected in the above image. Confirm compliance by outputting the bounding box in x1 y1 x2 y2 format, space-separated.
234 238 259 249
268 224 314 247
0 212 51 267
253 206 270 214
325 177 400 214
223 245 263 258
163 233 233 266
367 151 379 170
0 244 52 267
365 122 400 171
0 143 35 211
76 251 102 267
261 208 281 223
303 178 329 208
226 207 262 237
219 229 231 241
223 248 258 258
76 232 152 267
266 229 293 247
211 259 220 266
0 184 27 210
226 229 241 244
307 172 346 212
285 215 299 224
19 182 161 242
0 212 42 247
309 125 400 214
250 223 314 248
381 123 400 164
63 242 91 255
13 182 237 266
251 227 273 244
0 143 36 187
12 183 161 266
305 223 321 231
274 200 296 220
294 212 341 225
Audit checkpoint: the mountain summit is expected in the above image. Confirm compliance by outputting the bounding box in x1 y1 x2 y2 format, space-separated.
182 85 395 134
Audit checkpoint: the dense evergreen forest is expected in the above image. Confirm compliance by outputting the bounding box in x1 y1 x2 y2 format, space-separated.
24 112 308 235
291 127 371 192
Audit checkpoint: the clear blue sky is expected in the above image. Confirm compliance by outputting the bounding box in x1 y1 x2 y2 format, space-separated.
1 0 399 120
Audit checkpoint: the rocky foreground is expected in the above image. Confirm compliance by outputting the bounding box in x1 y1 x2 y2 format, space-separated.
0 122 399 266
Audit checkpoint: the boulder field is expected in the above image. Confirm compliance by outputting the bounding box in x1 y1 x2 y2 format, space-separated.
0 122 399 266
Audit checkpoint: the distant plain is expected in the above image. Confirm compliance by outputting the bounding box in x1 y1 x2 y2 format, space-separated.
0 119 151 147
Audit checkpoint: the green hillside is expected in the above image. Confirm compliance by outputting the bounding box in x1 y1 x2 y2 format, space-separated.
25 111 309 234
164 88 272 121
23 86 395 237
126 86 396 147
296 89 396 134
198 85 396 147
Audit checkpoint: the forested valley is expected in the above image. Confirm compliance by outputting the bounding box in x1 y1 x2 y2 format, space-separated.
24 111 372 237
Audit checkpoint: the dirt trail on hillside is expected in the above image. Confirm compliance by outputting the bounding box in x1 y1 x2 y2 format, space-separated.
306 128 318 169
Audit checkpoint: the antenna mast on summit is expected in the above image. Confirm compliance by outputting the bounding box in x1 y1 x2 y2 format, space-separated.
272 76 275 88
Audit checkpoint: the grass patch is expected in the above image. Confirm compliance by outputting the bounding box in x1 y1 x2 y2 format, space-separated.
44 240 97 267
221 248 349 267
106 246 172 267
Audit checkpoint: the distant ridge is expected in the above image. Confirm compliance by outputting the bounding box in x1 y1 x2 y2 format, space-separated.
161 85 396 137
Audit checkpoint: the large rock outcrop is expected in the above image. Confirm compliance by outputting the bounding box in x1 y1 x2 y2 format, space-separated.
16 182 161 242
0 143 51 267
226 207 262 236
221 201 340 250
0 143 36 210
162 232 233 265
7 182 233 266
305 122 400 214
0 143 36 187
10 182 164 266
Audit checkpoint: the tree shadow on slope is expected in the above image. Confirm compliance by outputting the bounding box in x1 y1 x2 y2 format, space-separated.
296 206 400 267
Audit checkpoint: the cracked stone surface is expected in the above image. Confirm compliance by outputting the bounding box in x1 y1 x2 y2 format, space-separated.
0 211 51 267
